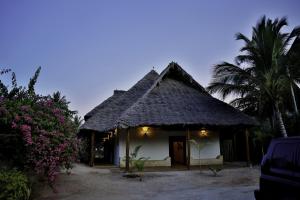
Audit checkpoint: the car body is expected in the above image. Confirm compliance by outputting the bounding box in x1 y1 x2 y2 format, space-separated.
255 136 300 200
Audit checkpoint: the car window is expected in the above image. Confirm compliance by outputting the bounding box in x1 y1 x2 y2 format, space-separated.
271 142 298 170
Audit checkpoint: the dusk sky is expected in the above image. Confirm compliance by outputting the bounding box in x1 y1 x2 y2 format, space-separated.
1 0 299 118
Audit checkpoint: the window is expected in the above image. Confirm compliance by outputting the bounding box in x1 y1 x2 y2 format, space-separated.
271 142 299 171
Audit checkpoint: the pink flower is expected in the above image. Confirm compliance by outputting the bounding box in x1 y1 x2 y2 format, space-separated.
15 115 21 122
58 116 65 124
20 105 30 112
20 124 33 145
20 124 31 133
24 115 33 123
52 108 61 115
46 100 53 107
11 122 17 129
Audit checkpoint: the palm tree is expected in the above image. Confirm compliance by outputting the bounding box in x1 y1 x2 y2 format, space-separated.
286 36 300 115
207 16 300 137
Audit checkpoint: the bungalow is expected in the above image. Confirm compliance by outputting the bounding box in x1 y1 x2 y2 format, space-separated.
80 62 256 170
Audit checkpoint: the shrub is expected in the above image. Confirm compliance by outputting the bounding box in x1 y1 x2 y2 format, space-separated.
0 169 31 200
128 145 149 172
78 136 90 163
208 166 222 177
124 145 149 181
0 68 80 188
134 159 147 172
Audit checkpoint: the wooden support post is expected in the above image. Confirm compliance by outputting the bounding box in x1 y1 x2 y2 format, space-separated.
245 128 251 166
90 132 95 167
187 128 191 170
115 129 119 163
233 132 237 161
125 128 130 172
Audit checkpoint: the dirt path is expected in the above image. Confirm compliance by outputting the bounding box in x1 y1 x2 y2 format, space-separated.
36 164 260 200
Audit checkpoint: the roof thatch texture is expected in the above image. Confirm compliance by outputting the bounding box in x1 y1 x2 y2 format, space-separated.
84 90 126 120
81 70 159 132
81 62 257 133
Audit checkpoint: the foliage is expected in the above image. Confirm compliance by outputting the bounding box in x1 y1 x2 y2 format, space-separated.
283 114 300 136
251 125 274 163
134 159 147 172
129 145 149 168
124 145 149 176
207 16 300 137
128 145 141 169
190 139 207 170
0 169 31 200
0 68 80 187
128 145 149 181
208 166 222 177
190 139 206 150
78 136 90 163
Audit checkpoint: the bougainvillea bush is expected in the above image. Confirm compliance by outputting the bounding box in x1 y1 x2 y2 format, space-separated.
0 68 80 188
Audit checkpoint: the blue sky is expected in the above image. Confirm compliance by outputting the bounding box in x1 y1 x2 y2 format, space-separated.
0 0 299 117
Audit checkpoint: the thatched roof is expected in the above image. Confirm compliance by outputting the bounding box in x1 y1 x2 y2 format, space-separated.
81 62 257 132
84 90 126 120
81 70 159 132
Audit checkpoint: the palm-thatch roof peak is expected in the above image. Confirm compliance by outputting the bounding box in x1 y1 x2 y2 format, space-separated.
158 62 208 94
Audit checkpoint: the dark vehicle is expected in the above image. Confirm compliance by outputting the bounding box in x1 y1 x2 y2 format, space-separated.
255 137 300 200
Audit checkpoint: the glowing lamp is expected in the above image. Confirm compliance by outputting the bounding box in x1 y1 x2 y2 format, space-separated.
200 128 208 137
142 126 149 136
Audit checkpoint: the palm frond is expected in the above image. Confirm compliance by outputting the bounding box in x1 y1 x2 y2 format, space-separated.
28 67 41 95
11 72 17 89
235 32 251 43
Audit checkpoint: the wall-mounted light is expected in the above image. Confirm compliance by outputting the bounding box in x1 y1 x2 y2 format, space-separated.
200 128 208 137
142 126 149 136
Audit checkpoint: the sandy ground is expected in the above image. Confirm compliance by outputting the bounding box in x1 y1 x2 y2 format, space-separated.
36 164 260 200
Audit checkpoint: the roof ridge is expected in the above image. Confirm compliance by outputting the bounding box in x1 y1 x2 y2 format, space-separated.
135 62 208 100
125 69 159 91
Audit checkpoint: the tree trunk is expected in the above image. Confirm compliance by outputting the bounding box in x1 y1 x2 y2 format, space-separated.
287 67 298 115
290 84 299 115
275 104 288 138
268 116 275 131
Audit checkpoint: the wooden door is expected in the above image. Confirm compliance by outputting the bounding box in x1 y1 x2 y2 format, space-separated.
169 136 186 165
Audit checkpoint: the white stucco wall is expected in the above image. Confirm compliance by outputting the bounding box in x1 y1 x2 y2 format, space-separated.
190 130 220 159
117 127 221 166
